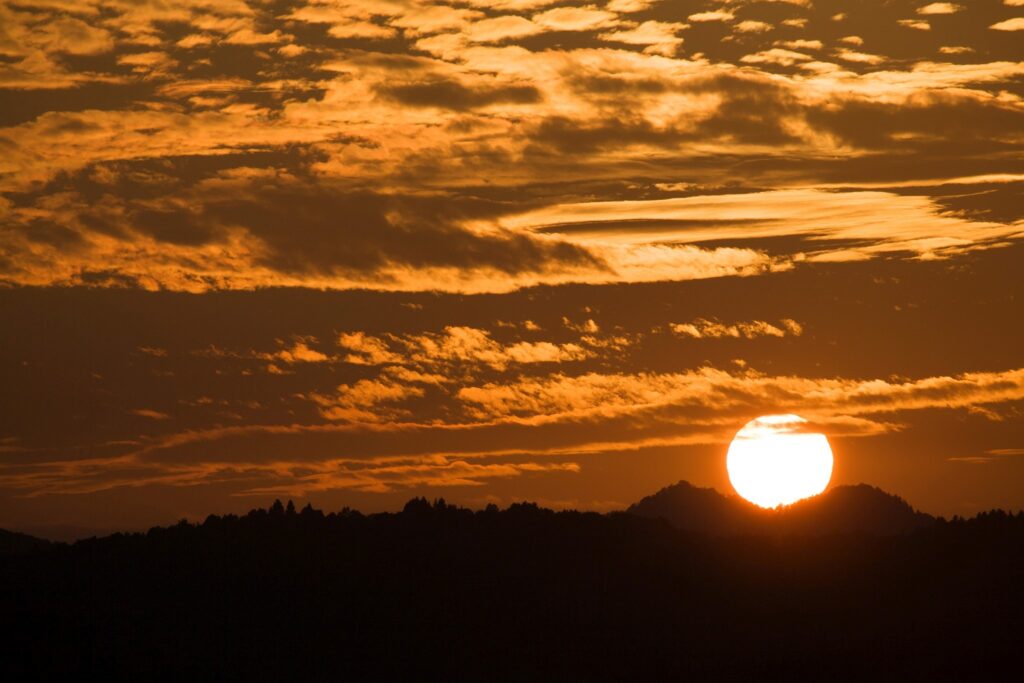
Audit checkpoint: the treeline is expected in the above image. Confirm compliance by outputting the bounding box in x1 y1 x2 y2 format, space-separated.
2 498 1023 680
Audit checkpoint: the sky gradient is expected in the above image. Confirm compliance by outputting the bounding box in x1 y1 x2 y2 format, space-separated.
1 0 1023 536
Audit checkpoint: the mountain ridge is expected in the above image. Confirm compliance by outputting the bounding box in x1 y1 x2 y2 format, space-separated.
0 481 941 552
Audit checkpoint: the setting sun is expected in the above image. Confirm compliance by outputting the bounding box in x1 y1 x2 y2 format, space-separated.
727 415 834 509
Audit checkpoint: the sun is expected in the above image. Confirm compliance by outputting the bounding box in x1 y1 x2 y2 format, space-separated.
726 414 833 509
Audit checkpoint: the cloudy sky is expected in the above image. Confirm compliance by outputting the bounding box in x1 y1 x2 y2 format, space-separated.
1 0 1023 535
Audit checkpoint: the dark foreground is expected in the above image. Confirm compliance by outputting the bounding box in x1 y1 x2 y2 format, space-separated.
2 499 1023 681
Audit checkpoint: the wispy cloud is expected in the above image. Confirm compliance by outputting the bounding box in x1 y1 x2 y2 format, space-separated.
948 448 1024 464
4 364 1022 496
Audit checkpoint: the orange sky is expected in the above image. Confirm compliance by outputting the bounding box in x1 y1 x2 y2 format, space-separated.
1 0 1023 536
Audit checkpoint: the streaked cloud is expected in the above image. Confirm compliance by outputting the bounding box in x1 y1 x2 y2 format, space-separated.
949 448 1024 464
5 363 1021 497
456 367 1024 426
503 188 1021 262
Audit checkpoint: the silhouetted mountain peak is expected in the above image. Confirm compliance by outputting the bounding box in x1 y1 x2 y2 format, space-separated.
628 481 935 536
772 484 935 535
628 480 754 536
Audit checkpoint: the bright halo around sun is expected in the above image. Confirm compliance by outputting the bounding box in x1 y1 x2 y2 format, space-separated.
726 414 833 509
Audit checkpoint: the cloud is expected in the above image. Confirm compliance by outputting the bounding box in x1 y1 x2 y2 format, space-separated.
29 15 114 55
389 6 482 35
132 409 171 420
897 19 930 30
735 20 772 33
327 21 397 39
117 51 176 74
0 165 621 291
916 3 962 14
377 77 541 110
948 448 1024 464
467 16 544 42
0 0 1022 301
203 186 604 282
273 341 330 364
606 0 656 12
284 4 398 38
313 376 427 422
1 0 1023 522
224 28 288 44
0 6 118 87
338 332 404 365
598 21 687 55
990 18 1024 31
190 338 332 368
12 361 1022 497
533 6 619 31
688 10 734 22
834 48 886 64
774 39 823 50
669 318 803 339
461 0 562 9
740 48 813 66
0 441 583 496
177 34 214 48
336 326 592 372
456 367 1024 424
238 458 582 496
503 188 1020 262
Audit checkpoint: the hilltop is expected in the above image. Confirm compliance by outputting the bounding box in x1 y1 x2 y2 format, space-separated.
628 481 935 536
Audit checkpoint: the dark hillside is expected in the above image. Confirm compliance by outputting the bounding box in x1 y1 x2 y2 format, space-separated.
0 528 55 556
1 497 1021 681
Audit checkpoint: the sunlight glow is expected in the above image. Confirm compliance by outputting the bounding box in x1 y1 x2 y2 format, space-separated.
726 414 833 508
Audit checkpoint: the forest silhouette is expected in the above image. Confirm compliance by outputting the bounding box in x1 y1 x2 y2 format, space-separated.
2 483 1023 680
